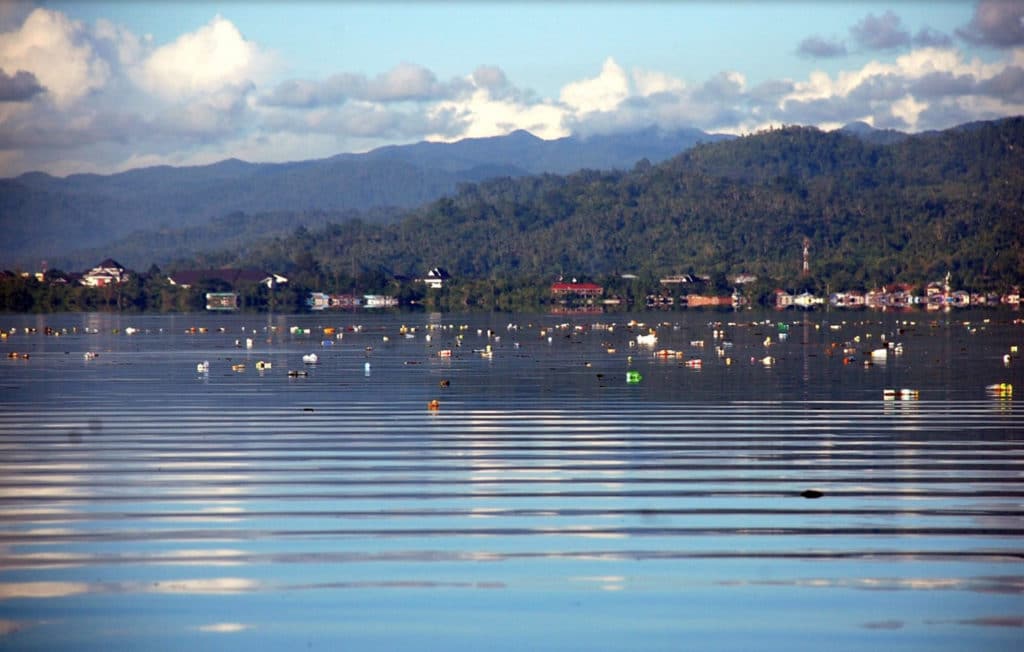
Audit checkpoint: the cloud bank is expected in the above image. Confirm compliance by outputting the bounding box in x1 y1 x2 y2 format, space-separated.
0 4 1022 176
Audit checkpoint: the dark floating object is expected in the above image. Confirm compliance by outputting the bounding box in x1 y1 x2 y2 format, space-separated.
439 379 450 388
302 407 314 412
801 489 824 499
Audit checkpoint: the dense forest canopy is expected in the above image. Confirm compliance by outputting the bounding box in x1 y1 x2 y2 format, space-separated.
197 117 1024 293
0 127 729 270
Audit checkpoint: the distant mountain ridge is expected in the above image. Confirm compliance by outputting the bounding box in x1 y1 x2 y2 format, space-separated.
210 116 1021 292
0 127 732 270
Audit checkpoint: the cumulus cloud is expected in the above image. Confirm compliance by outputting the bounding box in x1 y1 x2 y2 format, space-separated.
632 68 685 96
0 8 110 107
851 11 911 51
0 67 42 101
560 57 630 114
956 0 1024 47
155 82 255 139
1 5 1023 178
797 36 848 59
262 99 465 140
778 46 1024 131
472 65 508 91
137 15 271 99
0 9 277 175
427 85 568 142
260 62 470 108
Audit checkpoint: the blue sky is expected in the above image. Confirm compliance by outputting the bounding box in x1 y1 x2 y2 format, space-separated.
1 1 1021 176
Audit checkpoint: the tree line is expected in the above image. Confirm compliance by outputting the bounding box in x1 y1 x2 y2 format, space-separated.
3 117 1022 312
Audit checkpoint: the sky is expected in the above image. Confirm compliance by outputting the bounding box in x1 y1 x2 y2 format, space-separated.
0 1 1022 177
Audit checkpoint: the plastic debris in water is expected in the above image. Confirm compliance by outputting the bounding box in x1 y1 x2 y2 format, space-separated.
883 388 919 400
626 371 642 383
986 383 1012 397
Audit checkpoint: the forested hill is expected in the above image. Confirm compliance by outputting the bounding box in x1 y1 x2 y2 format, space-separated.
212 117 1024 291
1 127 729 270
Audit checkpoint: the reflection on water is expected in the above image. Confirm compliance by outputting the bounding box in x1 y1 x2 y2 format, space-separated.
0 310 1022 651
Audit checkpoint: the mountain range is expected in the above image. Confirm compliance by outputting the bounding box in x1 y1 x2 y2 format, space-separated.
0 127 733 271
200 116 1023 293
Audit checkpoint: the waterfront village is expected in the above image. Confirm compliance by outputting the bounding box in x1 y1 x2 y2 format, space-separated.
7 257 1019 313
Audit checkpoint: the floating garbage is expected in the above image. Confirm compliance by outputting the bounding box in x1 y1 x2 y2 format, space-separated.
302 353 319 364
364 362 371 376
636 333 657 346
986 383 1012 397
800 489 824 499
256 360 271 371
231 363 245 372
287 370 308 377
84 352 98 361
196 360 209 373
438 349 452 358
626 370 642 383
685 359 703 369
883 388 919 400
427 399 440 411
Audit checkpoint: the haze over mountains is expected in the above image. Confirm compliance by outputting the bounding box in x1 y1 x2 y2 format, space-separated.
1 127 731 270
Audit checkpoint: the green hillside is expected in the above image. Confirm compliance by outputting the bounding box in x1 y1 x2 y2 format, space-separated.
209 117 1024 293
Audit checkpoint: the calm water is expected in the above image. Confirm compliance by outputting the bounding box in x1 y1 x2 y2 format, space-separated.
1 310 1022 651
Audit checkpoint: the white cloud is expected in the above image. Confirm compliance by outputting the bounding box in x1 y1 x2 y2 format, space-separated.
0 8 109 107
259 62 469 108
427 86 568 142
631 68 684 97
560 57 630 114
136 15 271 99
1 6 1023 179
94 18 148 68
890 94 928 128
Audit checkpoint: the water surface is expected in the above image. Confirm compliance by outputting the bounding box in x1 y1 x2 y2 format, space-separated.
1 310 1022 650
